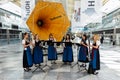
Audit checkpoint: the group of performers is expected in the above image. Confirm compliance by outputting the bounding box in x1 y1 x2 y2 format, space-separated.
22 33 100 75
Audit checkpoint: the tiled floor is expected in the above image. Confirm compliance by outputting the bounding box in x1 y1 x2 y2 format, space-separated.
0 43 120 80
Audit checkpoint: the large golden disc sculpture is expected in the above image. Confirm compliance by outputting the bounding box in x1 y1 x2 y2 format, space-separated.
26 1 70 41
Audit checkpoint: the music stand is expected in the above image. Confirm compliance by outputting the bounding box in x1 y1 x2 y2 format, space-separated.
48 41 61 64
52 42 63 64
32 41 45 73
53 42 61 46
71 43 81 70
62 42 73 66
77 35 91 72
32 64 45 73
71 43 88 72
42 40 52 69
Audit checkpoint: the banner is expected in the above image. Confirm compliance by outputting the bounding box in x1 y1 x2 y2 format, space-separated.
21 0 35 29
80 0 102 27
71 1 81 33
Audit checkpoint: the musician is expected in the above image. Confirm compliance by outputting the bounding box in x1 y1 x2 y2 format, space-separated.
22 32 33 72
48 33 57 64
78 34 89 65
88 34 100 75
32 34 43 65
63 34 73 64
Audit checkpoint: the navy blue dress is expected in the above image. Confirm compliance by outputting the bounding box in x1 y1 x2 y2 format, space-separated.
63 41 73 62
78 39 89 62
23 41 33 68
48 40 57 60
88 42 100 74
33 40 43 64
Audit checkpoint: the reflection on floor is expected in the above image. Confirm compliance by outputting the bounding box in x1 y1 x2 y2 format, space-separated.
0 44 120 80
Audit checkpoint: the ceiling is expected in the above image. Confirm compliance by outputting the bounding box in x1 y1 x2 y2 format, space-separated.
0 0 113 20
11 0 109 6
16 0 109 19
9 0 109 7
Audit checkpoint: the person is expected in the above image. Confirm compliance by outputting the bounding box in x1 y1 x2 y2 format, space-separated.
48 33 57 64
22 32 33 72
77 8 80 21
110 35 113 45
74 10 78 21
100 34 104 44
32 34 43 66
63 34 73 64
78 34 89 66
88 34 100 75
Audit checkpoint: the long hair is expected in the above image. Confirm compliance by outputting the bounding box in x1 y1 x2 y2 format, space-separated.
93 34 100 42
82 34 87 41
49 33 53 40
65 34 71 40
23 32 28 39
34 34 40 41
34 34 37 40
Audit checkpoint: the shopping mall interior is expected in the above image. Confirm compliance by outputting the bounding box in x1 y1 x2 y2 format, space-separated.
0 0 120 80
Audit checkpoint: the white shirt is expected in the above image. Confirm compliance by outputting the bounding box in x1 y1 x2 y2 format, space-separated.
22 39 27 50
32 40 35 44
96 40 101 46
63 39 72 42
22 40 25 44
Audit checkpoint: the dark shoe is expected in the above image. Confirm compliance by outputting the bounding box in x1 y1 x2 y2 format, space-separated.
35 64 38 67
80 64 84 67
94 72 98 75
24 68 29 72
51 61 53 64
83 64 86 67
28 68 31 71
68 62 71 65
63 62 67 65
53 61 57 64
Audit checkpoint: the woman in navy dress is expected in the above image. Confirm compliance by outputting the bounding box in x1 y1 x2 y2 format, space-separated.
88 34 100 75
32 34 43 65
48 33 57 64
63 34 73 64
78 34 89 63
22 32 33 72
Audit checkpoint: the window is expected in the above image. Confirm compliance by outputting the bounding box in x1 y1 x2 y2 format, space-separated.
11 24 18 29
